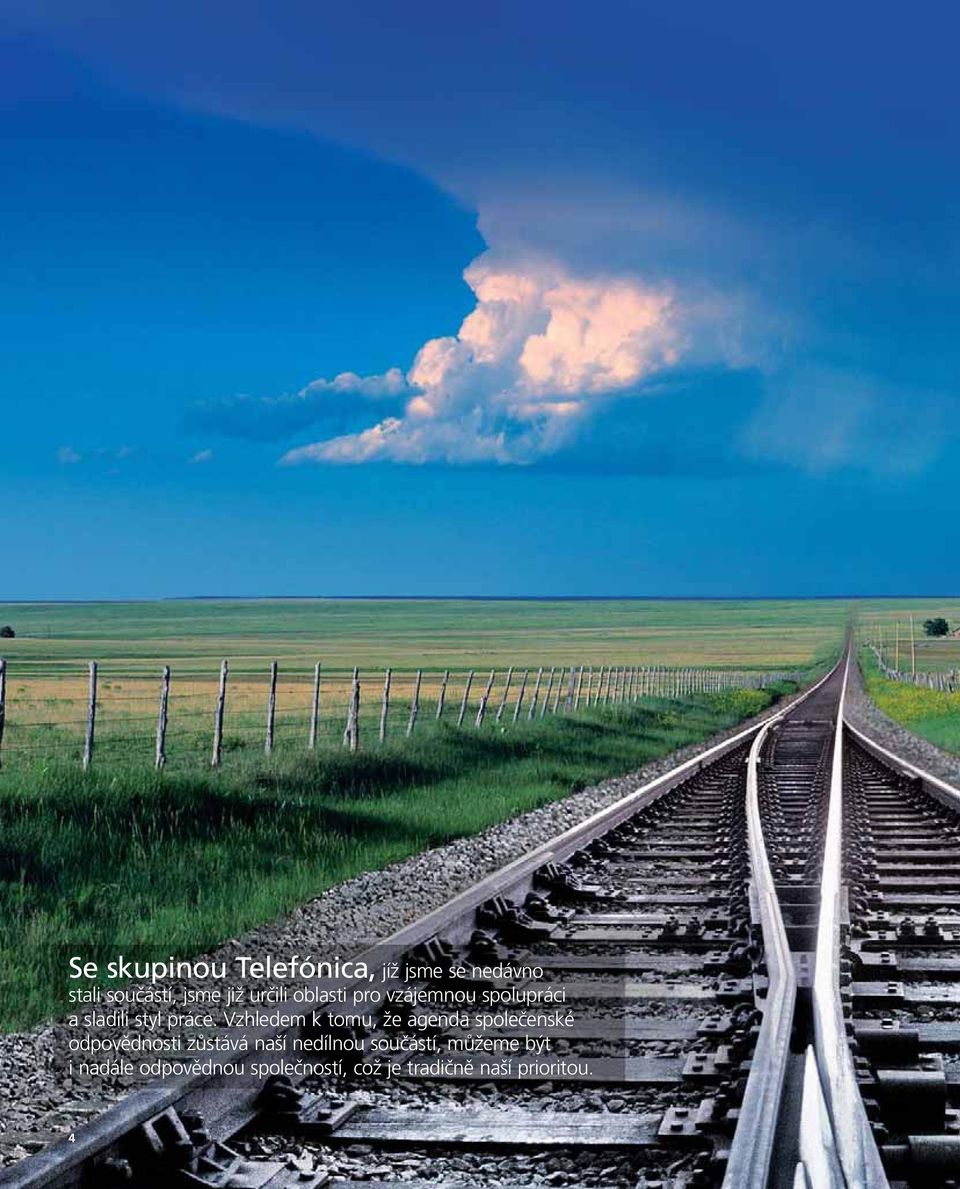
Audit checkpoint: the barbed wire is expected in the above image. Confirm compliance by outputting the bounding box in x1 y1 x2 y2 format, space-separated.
0 659 800 770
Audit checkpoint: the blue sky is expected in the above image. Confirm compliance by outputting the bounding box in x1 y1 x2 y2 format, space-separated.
2 3 959 596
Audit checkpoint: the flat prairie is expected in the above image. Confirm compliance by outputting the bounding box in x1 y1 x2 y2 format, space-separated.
0 598 846 769
0 597 847 673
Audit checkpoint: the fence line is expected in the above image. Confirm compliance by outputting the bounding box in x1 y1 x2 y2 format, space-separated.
867 645 960 693
0 656 797 772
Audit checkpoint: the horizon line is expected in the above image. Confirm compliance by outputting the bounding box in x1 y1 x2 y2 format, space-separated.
1 594 958 605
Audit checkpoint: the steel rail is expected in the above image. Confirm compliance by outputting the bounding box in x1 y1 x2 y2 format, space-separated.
844 717 960 812
723 658 843 1189
809 652 889 1189
795 1044 845 1188
1 674 827 1189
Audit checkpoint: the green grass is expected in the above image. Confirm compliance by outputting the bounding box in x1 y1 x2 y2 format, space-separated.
0 597 848 675
0 684 794 1031
859 648 960 754
0 597 843 773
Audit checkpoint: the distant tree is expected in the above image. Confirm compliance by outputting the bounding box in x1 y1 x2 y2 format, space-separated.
0 625 14 638
923 617 950 637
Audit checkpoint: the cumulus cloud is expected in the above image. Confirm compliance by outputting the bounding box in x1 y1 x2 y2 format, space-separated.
190 448 214 463
188 368 407 443
280 255 692 466
56 445 81 464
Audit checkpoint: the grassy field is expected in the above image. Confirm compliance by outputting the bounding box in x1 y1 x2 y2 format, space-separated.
0 598 845 772
0 597 848 673
0 599 843 1030
859 648 960 755
0 684 794 1030
857 597 960 674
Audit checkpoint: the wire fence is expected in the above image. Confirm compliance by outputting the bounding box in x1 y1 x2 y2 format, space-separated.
0 657 798 773
867 645 960 693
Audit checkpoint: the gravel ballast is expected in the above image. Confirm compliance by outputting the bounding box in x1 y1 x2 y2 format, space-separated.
0 687 813 1166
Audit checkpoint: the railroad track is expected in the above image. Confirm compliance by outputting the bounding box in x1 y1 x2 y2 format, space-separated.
5 652 960 1188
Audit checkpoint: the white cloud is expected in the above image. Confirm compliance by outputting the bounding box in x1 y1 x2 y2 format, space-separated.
281 255 693 466
300 368 407 399
56 445 81 464
190 448 214 463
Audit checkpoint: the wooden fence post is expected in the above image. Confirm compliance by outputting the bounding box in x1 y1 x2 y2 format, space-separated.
553 667 566 713
593 666 603 706
83 661 98 771
457 670 474 727
476 670 496 727
573 665 584 710
495 667 514 723
541 667 555 718
0 657 6 772
352 669 361 751
436 670 449 721
528 667 544 719
379 667 391 743
211 659 228 768
309 662 321 749
910 615 917 678
343 668 360 750
407 669 422 737
265 661 278 755
155 665 170 771
512 669 529 723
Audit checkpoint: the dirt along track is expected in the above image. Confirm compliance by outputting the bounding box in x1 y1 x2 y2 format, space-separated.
6 650 960 1188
